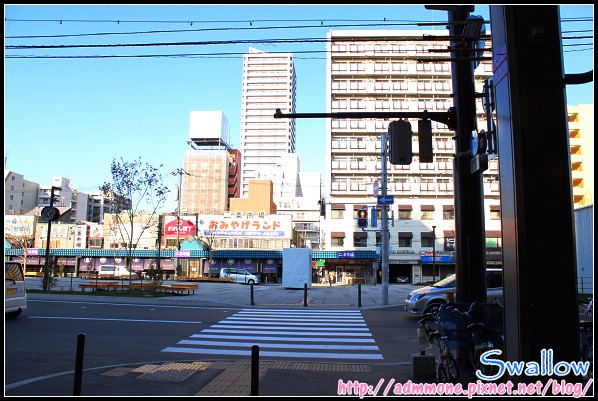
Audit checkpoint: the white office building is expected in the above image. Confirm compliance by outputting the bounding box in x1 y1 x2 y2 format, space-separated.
239 47 297 200
324 30 500 284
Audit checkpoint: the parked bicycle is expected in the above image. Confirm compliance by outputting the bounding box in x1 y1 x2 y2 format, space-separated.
418 303 460 383
579 298 593 380
445 299 505 380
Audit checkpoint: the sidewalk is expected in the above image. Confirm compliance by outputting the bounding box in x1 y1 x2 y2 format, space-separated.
16 280 457 397
27 279 412 310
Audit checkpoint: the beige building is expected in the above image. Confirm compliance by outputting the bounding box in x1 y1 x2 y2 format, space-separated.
230 179 277 215
568 104 594 207
102 213 159 250
181 149 231 215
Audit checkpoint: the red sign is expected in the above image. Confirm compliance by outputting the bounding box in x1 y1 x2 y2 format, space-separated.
164 219 196 237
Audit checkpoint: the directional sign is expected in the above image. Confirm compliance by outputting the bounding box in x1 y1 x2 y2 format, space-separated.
377 195 394 205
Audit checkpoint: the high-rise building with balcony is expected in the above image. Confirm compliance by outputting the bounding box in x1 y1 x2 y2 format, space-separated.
568 104 594 207
240 47 296 200
324 29 499 283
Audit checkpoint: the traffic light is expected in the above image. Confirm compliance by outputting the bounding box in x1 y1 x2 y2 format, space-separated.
357 209 368 228
318 199 326 217
418 118 433 163
388 119 413 165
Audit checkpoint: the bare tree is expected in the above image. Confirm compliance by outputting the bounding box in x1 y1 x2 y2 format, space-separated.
100 157 170 289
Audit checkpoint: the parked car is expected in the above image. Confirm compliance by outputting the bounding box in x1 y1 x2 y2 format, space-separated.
220 268 260 285
397 276 410 283
5 260 27 318
405 268 503 314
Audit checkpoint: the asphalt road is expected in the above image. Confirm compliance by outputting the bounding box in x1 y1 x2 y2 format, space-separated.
6 280 430 396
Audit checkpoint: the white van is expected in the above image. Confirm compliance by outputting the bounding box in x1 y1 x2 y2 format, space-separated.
97 265 129 277
5 260 27 318
220 268 260 285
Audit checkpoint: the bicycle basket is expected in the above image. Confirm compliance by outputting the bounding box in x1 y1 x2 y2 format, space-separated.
467 302 504 333
437 303 472 349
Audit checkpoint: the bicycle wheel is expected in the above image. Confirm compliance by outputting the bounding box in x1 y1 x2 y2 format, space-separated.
437 362 450 383
581 331 593 363
446 351 460 382
467 341 479 372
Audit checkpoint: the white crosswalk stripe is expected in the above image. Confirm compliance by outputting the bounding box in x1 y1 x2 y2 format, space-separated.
162 308 383 361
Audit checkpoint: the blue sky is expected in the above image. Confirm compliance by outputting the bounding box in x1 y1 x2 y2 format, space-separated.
4 5 594 212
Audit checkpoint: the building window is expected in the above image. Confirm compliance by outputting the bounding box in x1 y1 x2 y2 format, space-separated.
354 233 367 247
443 208 455 220
421 232 434 247
331 209 344 219
331 237 344 247
421 210 433 220
399 232 413 247
486 232 502 250
398 233 412 247
375 232 382 248
490 209 501 220
398 210 412 220
89 239 102 248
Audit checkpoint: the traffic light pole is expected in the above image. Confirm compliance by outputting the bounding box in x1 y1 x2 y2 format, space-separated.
380 132 389 305
43 186 61 291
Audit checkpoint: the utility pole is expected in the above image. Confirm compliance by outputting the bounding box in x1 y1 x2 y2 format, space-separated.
432 225 437 282
156 215 162 277
171 168 190 278
448 6 487 303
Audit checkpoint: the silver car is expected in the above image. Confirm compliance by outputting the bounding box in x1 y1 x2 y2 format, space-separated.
405 268 503 314
220 267 260 285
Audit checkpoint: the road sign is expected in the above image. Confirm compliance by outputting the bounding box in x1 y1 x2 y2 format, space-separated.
377 195 394 205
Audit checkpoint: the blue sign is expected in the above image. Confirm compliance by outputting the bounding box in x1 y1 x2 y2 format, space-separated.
377 195 394 205
371 206 377 228
338 251 355 258
421 255 454 263
175 250 190 258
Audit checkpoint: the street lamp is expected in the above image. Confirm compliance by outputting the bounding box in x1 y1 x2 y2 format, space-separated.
432 225 437 283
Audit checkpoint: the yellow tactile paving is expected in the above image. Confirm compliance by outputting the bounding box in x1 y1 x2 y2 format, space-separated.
194 361 371 396
100 367 135 376
137 361 211 382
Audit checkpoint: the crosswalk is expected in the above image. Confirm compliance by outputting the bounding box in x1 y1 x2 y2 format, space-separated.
162 309 383 361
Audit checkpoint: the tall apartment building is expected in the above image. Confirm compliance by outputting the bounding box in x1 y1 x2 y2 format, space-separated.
240 47 296 200
568 104 594 207
324 30 499 283
4 171 39 215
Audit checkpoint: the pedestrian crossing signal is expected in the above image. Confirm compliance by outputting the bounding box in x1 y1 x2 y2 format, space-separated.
357 209 368 228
